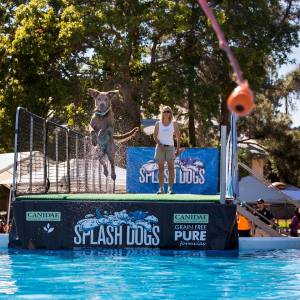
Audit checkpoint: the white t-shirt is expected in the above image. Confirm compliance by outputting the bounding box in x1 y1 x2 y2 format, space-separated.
157 121 174 146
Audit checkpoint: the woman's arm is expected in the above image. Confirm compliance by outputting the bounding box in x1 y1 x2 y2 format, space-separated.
174 122 181 156
153 122 160 145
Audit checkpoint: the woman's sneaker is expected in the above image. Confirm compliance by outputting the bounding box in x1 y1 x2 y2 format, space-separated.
157 186 165 194
167 186 174 194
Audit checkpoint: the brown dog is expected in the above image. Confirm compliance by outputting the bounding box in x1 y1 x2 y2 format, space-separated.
88 88 138 185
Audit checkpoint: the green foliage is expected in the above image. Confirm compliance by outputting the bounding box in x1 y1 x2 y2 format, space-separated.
0 0 86 149
238 93 300 185
0 0 299 183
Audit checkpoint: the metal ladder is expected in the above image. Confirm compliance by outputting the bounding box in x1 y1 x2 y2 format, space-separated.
237 161 297 237
237 204 284 237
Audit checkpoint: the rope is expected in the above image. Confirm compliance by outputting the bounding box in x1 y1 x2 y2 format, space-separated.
197 0 244 85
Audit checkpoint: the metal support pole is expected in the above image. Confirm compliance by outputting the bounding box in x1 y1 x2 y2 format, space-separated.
92 156 95 192
220 125 227 204
84 137 88 192
231 114 239 201
99 161 102 192
66 130 71 193
6 186 12 230
105 160 108 193
29 116 33 193
55 130 58 192
13 107 21 199
43 121 47 193
76 135 79 192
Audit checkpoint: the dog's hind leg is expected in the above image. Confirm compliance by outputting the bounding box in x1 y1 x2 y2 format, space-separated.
106 144 116 193
97 152 109 192
101 159 109 178
108 158 116 193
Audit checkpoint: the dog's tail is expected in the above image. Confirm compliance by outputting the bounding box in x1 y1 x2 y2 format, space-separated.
113 127 139 144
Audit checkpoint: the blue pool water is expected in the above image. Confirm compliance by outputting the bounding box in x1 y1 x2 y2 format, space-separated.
0 249 300 299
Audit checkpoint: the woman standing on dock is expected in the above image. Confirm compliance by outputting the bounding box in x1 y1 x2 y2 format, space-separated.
153 106 181 194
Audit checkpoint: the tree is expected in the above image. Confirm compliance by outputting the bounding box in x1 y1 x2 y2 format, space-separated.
0 0 299 154
238 91 300 185
0 0 88 150
143 0 300 145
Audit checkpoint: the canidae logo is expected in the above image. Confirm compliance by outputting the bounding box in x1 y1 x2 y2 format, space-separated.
26 211 61 222
174 214 209 246
173 214 209 224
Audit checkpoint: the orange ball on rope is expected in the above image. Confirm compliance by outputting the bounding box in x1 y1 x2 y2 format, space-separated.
227 82 254 117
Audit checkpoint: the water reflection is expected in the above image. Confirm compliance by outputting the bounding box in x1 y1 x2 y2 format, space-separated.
9 247 239 258
1 248 300 298
0 250 17 295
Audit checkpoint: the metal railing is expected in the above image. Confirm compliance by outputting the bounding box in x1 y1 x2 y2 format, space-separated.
237 204 283 237
13 107 112 197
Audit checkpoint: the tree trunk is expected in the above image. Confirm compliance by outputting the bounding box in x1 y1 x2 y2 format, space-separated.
188 94 196 147
122 84 141 128
121 27 141 128
220 96 230 127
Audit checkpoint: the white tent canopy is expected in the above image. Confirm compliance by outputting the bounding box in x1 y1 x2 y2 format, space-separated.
0 152 17 188
0 153 17 174
239 176 300 205
0 153 126 191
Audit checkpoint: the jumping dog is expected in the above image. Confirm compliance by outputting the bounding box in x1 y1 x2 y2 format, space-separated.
88 88 138 189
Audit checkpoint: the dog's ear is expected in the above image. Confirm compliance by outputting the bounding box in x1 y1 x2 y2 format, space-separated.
88 88 100 98
107 90 120 105
107 90 119 98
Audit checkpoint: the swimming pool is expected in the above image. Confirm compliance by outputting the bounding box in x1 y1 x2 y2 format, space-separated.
0 249 300 299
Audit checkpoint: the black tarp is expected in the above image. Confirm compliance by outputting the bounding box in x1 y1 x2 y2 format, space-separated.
10 200 238 250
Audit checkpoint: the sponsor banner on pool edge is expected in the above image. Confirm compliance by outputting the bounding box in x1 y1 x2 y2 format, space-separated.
73 209 160 247
173 213 209 248
126 147 219 194
14 202 237 250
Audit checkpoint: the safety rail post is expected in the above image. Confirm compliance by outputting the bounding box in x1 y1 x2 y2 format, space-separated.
6 186 12 229
98 161 102 192
43 120 48 193
220 125 227 204
66 129 71 193
84 136 88 192
231 114 239 200
29 115 33 193
12 107 21 199
55 129 58 193
75 134 79 193
92 156 95 191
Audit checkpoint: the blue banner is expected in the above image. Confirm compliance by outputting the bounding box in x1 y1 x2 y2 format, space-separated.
126 147 219 194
